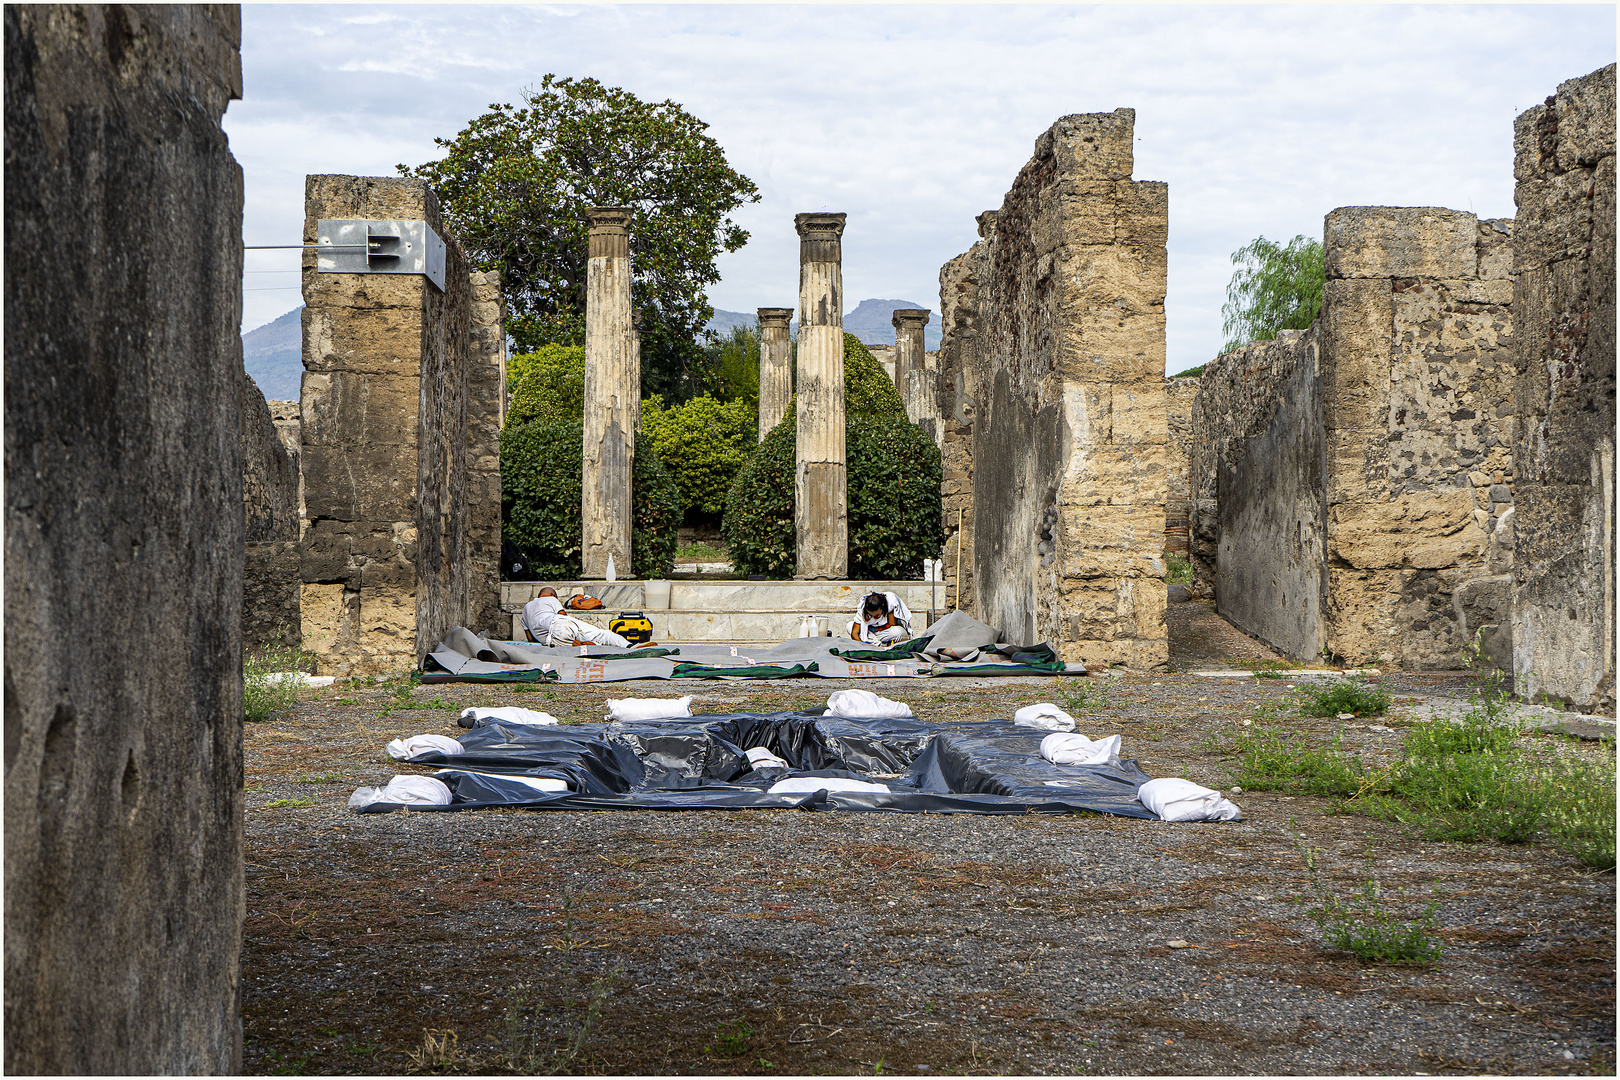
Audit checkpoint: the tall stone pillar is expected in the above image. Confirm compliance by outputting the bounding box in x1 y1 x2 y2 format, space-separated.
582 207 636 579
891 308 929 391
794 212 848 579
893 307 939 441
757 307 794 439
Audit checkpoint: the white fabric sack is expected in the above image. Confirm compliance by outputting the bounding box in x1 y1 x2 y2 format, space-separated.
1014 703 1077 731
826 689 914 719
1040 732 1122 766
744 746 790 770
606 695 694 721
1138 777 1242 822
386 734 466 760
460 706 561 726
436 769 569 793
767 776 892 794
263 671 336 689
348 774 453 809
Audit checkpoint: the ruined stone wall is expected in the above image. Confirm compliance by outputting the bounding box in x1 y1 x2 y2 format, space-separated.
1187 333 1312 590
4 5 244 1072
1510 64 1616 713
951 110 1168 667
936 246 982 613
1216 329 1328 661
299 176 493 674
241 372 301 651
1163 376 1200 558
1322 208 1516 669
466 270 506 636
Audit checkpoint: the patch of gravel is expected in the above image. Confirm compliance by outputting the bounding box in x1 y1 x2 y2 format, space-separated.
241 605 1615 1075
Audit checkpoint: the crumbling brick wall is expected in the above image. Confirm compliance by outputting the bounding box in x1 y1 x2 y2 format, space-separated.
1194 209 1516 669
936 244 982 613
942 110 1169 667
241 372 301 650
4 5 244 1072
299 176 499 674
1510 64 1616 714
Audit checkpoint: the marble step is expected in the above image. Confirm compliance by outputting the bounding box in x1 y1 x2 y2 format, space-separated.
503 603 958 647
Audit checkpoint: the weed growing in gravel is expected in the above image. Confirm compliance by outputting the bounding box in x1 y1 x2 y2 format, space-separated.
707 1019 752 1057
1541 754 1617 870
419 697 460 711
1062 675 1117 712
1229 720 1366 796
1166 554 1193 585
1299 676 1390 718
1254 669 1287 680
405 1028 461 1073
1308 878 1444 965
244 648 306 722
263 798 316 809
295 772 343 784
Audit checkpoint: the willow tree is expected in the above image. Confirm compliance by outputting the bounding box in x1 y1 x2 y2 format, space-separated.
1220 234 1325 354
401 75 759 400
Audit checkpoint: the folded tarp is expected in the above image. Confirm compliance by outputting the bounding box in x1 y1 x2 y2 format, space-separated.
420 624 1080 683
352 711 1235 820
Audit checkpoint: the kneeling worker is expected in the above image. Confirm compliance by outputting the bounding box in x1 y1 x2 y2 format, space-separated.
849 591 913 644
522 587 647 648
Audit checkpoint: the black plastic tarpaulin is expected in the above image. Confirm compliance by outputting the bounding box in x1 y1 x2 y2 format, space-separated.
356 711 1162 818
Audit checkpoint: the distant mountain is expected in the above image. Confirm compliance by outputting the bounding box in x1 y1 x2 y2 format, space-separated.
243 307 302 401
705 299 942 350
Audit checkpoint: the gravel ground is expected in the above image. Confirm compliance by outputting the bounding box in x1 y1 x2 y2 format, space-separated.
243 600 1616 1075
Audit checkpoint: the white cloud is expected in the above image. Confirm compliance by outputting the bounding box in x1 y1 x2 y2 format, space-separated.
228 3 1614 370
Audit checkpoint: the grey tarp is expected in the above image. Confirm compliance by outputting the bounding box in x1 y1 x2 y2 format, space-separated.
422 620 1084 683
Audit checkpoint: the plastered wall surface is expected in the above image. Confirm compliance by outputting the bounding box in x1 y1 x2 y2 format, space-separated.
4 5 245 1071
944 110 1169 668
299 175 490 674
1510 64 1617 714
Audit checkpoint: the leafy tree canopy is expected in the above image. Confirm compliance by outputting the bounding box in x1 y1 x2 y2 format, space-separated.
401 74 760 400
1220 234 1324 354
702 323 762 414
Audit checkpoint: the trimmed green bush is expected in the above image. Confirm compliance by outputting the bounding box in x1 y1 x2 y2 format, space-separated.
501 418 679 578
508 344 586 428
723 335 943 578
641 394 757 519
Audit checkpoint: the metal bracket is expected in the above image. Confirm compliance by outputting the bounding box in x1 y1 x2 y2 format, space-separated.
316 219 446 292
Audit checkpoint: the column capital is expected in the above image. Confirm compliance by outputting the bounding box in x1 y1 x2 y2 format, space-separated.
587 207 632 260
892 308 931 330
757 307 794 327
587 206 634 232
794 212 847 242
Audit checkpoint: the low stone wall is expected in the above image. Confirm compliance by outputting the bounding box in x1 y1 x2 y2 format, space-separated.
940 110 1169 667
1510 64 1616 713
241 373 301 651
4 5 244 1071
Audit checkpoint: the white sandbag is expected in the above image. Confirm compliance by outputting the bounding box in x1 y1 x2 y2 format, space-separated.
826 689 914 719
1137 777 1242 822
606 695 694 721
386 734 466 760
744 746 790 770
265 671 336 688
1013 703 1076 731
348 774 453 809
767 776 892 794
460 706 562 726
435 769 569 793
1040 731 1121 766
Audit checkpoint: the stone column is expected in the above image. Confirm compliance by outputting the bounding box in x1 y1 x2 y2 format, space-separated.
582 206 635 579
794 212 848 579
891 308 929 391
757 307 794 439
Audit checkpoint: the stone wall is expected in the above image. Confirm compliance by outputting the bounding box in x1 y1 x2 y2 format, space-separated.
466 270 506 637
241 372 301 651
1510 64 1616 713
4 5 244 1072
936 241 983 614
299 175 497 674
1163 376 1200 558
1193 209 1517 669
942 111 1169 667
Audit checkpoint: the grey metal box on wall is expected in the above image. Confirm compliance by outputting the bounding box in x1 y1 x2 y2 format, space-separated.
316 218 446 291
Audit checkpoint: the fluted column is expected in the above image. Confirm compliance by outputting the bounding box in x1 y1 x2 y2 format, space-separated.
893 307 939 443
891 308 929 392
582 206 635 579
794 212 847 579
757 307 794 439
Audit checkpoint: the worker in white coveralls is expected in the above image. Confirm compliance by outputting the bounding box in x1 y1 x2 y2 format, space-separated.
522 587 639 648
848 591 913 644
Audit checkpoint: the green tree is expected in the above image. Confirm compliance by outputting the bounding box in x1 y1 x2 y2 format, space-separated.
641 394 757 521
401 74 760 400
506 343 585 428
1220 234 1325 353
702 323 761 414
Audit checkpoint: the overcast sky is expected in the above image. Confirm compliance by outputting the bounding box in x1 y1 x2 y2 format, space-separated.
227 3 1615 372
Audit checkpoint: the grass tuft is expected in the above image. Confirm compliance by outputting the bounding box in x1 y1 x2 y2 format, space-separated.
1299 677 1390 717
244 647 309 722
